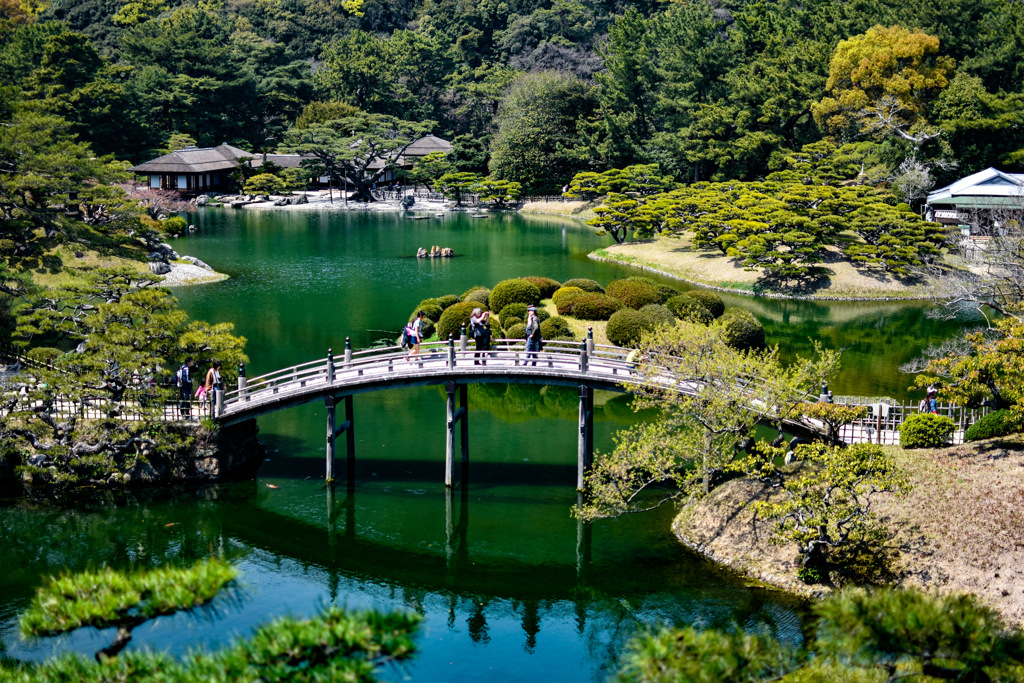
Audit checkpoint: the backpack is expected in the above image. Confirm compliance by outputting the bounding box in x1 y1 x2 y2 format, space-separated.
175 364 187 387
402 324 415 348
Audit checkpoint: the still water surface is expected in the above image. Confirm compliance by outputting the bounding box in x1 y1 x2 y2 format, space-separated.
0 210 966 679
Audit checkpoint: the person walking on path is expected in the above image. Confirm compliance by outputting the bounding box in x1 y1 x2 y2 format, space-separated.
525 306 542 366
200 360 223 411
410 311 426 356
177 357 195 418
470 308 491 364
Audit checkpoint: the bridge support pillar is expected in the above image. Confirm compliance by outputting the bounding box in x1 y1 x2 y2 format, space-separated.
445 381 469 487
325 394 355 483
577 385 594 492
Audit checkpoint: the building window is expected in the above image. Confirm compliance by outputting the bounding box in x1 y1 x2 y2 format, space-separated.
177 175 188 190
150 175 160 189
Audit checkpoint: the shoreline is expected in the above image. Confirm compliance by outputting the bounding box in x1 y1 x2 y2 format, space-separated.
159 260 229 287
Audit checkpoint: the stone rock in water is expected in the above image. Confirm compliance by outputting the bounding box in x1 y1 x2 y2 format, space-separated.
182 255 213 271
195 195 210 206
157 242 180 260
149 261 171 275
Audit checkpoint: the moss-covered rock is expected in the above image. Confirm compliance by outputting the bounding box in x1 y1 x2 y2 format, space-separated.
489 278 542 315
561 278 604 293
606 278 663 309
717 308 766 350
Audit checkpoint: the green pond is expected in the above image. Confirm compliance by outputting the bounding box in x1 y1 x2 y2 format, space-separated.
0 209 969 680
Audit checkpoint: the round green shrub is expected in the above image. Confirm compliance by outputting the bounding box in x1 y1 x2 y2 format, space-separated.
561 278 604 293
499 302 549 327
638 303 674 327
606 309 656 347
606 279 663 309
552 286 585 313
463 288 490 307
964 410 1023 442
656 284 680 302
570 293 622 320
437 301 488 340
666 295 714 325
162 216 187 233
460 285 488 300
505 322 527 339
718 308 765 350
489 279 542 315
522 276 562 298
684 290 725 318
410 303 443 323
540 316 574 340
418 317 436 340
900 413 955 449
436 294 460 310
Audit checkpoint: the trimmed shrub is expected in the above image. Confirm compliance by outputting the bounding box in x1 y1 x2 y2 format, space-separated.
606 309 656 347
505 322 527 339
561 278 604 293
461 284 488 298
499 302 549 327
540 316 575 340
900 413 955 449
437 301 488 340
489 317 506 339
552 286 585 313
463 288 490 306
162 216 187 233
571 293 623 320
490 279 542 315
684 290 725 318
638 303 674 327
410 303 443 323
522 276 562 298
718 308 765 350
436 294 460 310
964 410 1023 442
418 318 436 340
666 295 714 325
606 278 662 309
656 284 680 302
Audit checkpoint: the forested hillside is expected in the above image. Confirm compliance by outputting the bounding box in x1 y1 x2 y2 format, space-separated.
3 0 1024 192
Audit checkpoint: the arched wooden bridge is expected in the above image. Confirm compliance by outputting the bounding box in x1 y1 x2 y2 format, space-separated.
217 337 653 490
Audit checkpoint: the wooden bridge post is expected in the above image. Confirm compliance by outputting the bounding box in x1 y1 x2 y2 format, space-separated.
344 337 352 366
447 334 455 369
459 324 468 352
325 394 356 484
586 326 594 357
445 380 469 487
344 395 355 479
325 394 336 483
577 385 594 491
327 348 335 385
237 362 248 402
578 341 589 373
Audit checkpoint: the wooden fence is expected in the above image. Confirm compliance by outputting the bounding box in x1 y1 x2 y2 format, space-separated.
832 397 990 446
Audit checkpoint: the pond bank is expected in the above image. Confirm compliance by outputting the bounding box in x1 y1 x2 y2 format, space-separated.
673 436 1024 626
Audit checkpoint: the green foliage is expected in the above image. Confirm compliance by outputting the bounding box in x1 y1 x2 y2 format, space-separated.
436 301 486 341
521 276 561 298
561 278 604 293
899 412 955 448
410 302 443 322
605 308 654 348
568 292 622 320
637 304 674 328
505 322 526 339
683 290 725 318
753 442 908 580
162 216 187 234
552 286 585 314
488 278 541 316
565 164 676 200
499 302 549 328
407 151 453 189
435 294 460 310
243 173 288 196
473 176 523 207
606 279 663 309
462 288 490 306
964 409 1023 441
540 316 574 341
665 295 713 325
25 347 61 364
800 402 869 445
717 309 766 351
433 171 482 205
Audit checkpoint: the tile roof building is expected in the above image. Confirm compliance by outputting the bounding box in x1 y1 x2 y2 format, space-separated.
925 168 1024 232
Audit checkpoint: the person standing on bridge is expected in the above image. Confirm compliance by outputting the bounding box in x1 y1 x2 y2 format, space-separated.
470 308 491 364
203 360 223 409
176 357 195 418
410 311 426 356
525 306 542 366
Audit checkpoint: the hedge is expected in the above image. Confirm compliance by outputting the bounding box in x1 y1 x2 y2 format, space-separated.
499 302 550 328
521 276 562 298
489 278 542 315
606 309 656 347
964 410 1023 442
718 308 765 350
900 413 955 449
684 290 725 318
436 294 461 310
418 317 436 340
505 323 527 339
540 316 574 340
561 278 604 293
638 304 674 327
570 293 622 320
437 301 488 340
463 288 491 306
666 295 713 325
606 279 663 309
410 303 443 323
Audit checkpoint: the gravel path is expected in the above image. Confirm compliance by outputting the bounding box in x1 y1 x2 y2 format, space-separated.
160 262 229 287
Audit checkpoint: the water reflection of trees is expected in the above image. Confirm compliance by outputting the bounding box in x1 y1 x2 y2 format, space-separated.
441 383 655 425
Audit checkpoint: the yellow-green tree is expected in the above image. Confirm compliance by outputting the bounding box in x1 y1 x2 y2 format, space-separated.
812 25 955 143
244 173 288 196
